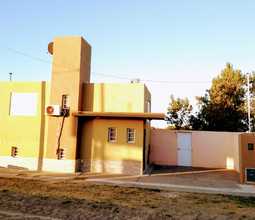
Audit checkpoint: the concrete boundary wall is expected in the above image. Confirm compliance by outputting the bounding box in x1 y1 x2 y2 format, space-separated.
150 129 177 166
192 131 240 171
150 129 241 172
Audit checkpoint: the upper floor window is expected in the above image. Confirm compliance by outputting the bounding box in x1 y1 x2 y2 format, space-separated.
127 128 135 143
108 127 117 143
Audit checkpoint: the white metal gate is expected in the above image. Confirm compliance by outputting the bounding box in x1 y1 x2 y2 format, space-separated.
177 133 192 166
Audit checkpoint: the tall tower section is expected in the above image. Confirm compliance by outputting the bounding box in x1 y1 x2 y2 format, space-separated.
44 36 91 172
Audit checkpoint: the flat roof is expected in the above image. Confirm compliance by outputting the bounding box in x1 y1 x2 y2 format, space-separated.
73 111 165 120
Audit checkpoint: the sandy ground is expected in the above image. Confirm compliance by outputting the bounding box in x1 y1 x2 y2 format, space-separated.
0 177 255 219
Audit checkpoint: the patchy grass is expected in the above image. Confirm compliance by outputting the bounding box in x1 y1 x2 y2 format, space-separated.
226 195 255 208
0 177 254 219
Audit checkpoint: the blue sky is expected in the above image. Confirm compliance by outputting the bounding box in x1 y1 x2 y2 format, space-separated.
1 1 255 127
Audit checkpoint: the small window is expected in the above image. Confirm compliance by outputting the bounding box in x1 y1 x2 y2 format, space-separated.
127 128 135 143
11 146 18 157
108 127 117 143
248 143 254 151
56 148 64 160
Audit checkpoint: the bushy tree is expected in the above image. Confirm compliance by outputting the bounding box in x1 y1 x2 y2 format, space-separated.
166 95 192 130
190 63 248 131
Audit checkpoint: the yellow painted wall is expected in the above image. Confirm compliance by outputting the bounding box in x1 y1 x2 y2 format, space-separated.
79 119 93 161
80 119 144 173
46 36 91 161
0 81 49 168
81 83 151 174
83 83 151 113
81 83 151 173
92 119 143 161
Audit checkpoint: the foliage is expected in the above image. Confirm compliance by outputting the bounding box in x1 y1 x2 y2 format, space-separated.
190 63 249 131
166 95 192 130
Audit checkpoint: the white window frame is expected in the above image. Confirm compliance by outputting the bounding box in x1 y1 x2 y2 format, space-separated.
108 127 117 143
127 128 136 143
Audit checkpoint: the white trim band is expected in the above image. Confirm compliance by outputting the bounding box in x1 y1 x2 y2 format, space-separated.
42 158 76 173
0 156 38 170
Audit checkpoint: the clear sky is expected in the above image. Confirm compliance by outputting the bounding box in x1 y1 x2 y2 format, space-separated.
1 1 255 127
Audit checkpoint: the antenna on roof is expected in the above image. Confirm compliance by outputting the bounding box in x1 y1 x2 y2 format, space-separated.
130 78 140 83
9 72 13 82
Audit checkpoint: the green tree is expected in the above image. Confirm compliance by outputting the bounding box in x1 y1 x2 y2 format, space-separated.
166 95 192 130
190 63 248 131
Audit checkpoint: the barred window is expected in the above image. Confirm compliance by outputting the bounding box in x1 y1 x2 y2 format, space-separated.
108 127 117 142
127 128 135 143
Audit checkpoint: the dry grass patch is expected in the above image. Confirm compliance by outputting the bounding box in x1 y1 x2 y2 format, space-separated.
0 177 254 219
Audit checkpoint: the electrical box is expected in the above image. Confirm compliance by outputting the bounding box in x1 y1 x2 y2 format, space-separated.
61 94 70 116
46 105 61 116
246 168 255 183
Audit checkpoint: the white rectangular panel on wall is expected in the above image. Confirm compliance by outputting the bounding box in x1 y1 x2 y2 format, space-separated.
10 92 38 116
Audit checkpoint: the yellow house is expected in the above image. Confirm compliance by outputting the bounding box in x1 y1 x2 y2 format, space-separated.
1 36 254 183
76 83 162 174
0 36 165 175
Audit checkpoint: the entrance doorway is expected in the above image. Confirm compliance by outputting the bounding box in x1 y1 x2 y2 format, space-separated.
177 133 192 166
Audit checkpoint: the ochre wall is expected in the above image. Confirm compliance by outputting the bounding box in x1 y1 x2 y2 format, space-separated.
78 119 93 163
80 119 144 175
0 81 49 170
83 83 150 113
45 37 91 170
80 83 151 174
150 130 240 171
239 133 255 183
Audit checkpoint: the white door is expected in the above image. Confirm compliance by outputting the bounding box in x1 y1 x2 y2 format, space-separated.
177 133 192 166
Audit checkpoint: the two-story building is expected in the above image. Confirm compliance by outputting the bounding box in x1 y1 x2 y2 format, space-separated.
0 36 165 175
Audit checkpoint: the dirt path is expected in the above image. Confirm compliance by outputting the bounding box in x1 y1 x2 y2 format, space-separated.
0 210 61 220
0 177 254 219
